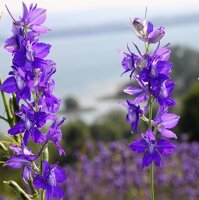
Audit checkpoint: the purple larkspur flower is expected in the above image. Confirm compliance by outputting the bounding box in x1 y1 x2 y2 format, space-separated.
153 107 180 139
120 48 142 78
139 54 171 84
153 80 176 107
7 143 45 181
129 129 175 168
124 85 149 105
8 2 50 34
8 104 47 145
125 99 142 133
46 117 66 156
0 66 33 102
13 38 51 71
33 160 66 200
132 18 165 43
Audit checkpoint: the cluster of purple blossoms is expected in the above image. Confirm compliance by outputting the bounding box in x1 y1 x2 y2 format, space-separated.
0 3 66 199
120 16 180 168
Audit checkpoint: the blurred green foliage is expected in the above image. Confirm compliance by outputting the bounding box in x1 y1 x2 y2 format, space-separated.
179 81 199 141
90 110 130 141
171 46 199 95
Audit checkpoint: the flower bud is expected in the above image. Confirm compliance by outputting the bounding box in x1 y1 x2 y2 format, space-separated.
133 18 145 33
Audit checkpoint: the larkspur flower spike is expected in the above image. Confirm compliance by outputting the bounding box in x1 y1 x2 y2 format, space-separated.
0 3 66 199
120 13 180 168
120 11 180 200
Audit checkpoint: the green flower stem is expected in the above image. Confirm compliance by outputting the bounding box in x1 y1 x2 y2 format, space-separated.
145 39 155 200
150 163 155 200
41 147 49 200
149 95 155 200
3 181 31 200
33 93 48 200
0 115 8 122
28 179 39 200
0 141 9 157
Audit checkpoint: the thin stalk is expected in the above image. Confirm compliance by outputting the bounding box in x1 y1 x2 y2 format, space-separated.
149 95 155 200
150 163 155 200
41 148 49 200
144 38 155 200
0 140 9 157
3 181 31 200
0 115 8 123
28 179 39 200
33 90 49 200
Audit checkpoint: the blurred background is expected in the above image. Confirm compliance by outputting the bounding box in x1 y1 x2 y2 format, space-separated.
0 0 199 199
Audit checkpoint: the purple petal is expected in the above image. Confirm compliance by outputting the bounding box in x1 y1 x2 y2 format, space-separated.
23 166 32 181
165 81 175 95
23 130 31 146
142 152 153 168
0 77 17 93
56 143 66 156
33 175 46 189
34 42 51 58
163 97 176 107
157 139 176 155
31 25 50 33
123 86 143 95
161 113 180 128
28 8 46 25
4 37 18 53
153 106 167 125
35 112 47 127
148 27 165 43
9 145 21 154
22 2 29 20
42 160 50 174
134 92 149 104
147 21 154 34
157 61 172 74
159 127 177 139
46 186 53 200
142 151 161 168
20 86 31 101
145 129 155 141
156 47 171 61
8 120 25 135
52 186 65 199
129 139 146 153
31 128 45 143
152 151 162 166
55 167 67 183
6 156 29 169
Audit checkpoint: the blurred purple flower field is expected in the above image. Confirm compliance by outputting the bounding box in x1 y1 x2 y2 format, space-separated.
63 140 199 200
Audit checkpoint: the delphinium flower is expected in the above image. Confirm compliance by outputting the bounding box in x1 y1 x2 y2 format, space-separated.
0 3 66 200
119 11 180 199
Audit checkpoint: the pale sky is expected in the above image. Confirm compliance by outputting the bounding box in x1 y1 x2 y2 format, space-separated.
0 0 199 16
0 0 198 33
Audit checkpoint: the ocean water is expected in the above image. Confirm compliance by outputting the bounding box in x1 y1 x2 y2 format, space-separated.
0 22 199 128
